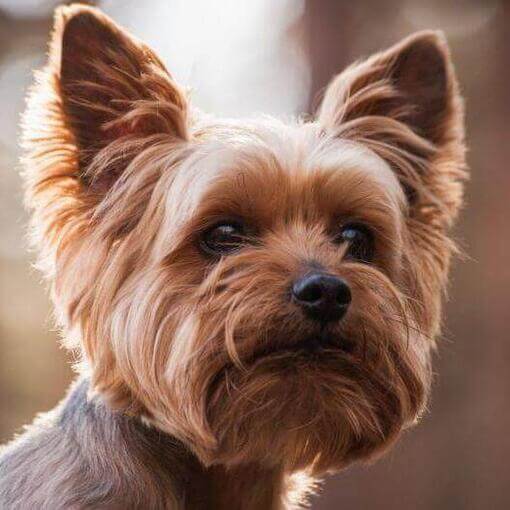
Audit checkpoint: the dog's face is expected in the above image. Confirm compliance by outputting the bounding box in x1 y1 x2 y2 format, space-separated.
23 6 466 473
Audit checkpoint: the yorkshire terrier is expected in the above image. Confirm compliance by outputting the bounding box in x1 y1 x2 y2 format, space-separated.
0 4 466 509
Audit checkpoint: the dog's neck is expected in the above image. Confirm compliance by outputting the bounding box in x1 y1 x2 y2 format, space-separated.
58 379 290 509
206 464 285 509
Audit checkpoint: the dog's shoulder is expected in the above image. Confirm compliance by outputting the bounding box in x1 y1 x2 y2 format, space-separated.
0 379 199 509
0 399 73 508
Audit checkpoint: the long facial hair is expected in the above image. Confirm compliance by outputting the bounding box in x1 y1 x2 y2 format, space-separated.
21 5 466 475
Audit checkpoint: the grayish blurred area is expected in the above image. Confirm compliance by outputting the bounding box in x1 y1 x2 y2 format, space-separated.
0 1 508 508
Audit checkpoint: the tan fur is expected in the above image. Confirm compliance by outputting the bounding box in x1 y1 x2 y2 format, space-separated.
1 4 466 509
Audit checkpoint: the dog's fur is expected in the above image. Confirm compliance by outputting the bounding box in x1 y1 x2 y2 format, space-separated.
0 4 466 509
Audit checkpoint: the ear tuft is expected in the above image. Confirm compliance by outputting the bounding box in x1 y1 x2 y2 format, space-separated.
317 31 467 225
318 30 460 146
48 4 189 176
21 5 191 273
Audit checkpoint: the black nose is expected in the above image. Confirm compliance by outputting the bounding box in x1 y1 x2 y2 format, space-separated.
292 273 351 323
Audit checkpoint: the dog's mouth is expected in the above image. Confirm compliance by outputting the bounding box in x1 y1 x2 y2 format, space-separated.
249 331 356 365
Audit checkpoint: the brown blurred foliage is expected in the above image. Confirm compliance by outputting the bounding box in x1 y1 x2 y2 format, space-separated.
0 1 508 508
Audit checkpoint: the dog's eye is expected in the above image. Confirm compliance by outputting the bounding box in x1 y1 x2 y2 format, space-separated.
200 222 245 256
336 223 374 263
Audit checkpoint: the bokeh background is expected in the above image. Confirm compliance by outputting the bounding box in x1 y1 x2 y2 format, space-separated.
0 1 508 508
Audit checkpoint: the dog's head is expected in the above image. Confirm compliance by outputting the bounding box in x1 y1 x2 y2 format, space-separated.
23 6 466 473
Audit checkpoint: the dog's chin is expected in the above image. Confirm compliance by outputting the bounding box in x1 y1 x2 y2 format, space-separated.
205 341 419 473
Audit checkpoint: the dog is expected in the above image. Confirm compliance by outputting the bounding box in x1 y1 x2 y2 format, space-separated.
0 4 466 509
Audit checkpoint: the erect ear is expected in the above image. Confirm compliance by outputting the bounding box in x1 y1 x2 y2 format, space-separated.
41 4 188 190
317 31 466 226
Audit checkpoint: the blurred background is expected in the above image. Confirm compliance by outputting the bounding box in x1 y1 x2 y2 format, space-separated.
0 1 508 508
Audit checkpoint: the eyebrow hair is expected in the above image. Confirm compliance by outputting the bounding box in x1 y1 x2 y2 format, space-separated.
306 138 406 207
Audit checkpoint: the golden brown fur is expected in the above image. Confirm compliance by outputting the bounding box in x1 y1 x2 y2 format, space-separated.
0 4 466 509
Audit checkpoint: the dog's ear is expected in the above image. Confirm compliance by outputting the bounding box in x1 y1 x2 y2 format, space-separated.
317 31 466 226
27 4 188 192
